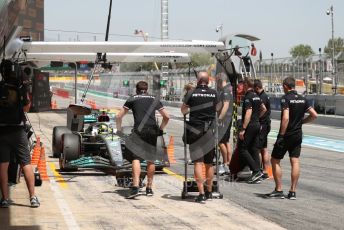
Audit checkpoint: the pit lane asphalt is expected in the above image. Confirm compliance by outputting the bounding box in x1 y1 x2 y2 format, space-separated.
14 109 284 230
53 93 344 230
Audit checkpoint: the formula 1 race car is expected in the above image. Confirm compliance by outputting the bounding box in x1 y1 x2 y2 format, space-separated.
52 104 170 187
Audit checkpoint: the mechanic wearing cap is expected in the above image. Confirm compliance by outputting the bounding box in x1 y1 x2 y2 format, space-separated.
239 77 267 184
265 76 317 199
0 59 39 208
181 71 220 203
254 79 271 180
116 81 169 199
216 73 233 176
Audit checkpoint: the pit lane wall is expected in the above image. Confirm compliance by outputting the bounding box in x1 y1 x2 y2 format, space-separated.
268 93 344 116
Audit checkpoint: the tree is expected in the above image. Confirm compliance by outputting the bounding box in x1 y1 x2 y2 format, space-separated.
176 53 215 68
190 53 214 66
120 62 157 72
324 37 344 56
121 53 215 71
289 44 315 58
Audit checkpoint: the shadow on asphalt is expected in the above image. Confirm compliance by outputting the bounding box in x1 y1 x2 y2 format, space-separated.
0 208 40 230
57 171 107 177
55 178 77 183
161 194 197 203
253 193 270 199
102 189 149 200
10 202 32 208
103 188 128 197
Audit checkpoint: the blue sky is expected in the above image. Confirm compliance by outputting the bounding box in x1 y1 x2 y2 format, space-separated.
44 0 344 58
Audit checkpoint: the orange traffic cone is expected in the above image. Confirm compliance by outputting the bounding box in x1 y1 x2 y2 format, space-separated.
51 100 56 109
92 100 97 109
266 166 273 179
31 137 41 166
167 136 176 164
31 146 41 166
37 146 49 181
86 99 94 108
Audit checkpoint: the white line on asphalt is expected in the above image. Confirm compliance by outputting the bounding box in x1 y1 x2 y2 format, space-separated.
49 179 80 230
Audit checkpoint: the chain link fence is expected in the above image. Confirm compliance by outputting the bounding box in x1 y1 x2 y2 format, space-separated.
255 54 344 95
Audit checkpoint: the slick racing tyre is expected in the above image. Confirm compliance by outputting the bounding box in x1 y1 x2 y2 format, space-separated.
59 133 80 171
52 126 71 158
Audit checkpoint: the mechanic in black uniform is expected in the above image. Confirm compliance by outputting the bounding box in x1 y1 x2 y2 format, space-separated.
217 73 233 176
265 77 317 200
239 77 267 184
116 81 169 199
181 71 220 203
254 79 271 180
0 60 40 208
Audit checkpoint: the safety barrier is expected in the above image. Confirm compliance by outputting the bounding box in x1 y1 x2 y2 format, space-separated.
53 88 69 98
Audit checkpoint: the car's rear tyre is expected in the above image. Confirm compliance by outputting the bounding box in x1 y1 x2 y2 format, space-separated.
52 126 71 158
59 133 80 171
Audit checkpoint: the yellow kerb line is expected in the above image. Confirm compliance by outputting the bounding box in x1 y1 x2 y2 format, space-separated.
163 168 185 181
49 163 68 189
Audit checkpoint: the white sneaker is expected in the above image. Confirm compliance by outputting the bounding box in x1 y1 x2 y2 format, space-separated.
30 196 40 208
224 165 230 175
218 164 225 175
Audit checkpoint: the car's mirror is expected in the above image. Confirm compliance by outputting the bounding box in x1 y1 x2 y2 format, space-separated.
68 104 92 115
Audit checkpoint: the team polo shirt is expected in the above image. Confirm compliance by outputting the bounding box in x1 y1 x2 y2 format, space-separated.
123 94 163 129
183 85 218 125
258 90 271 124
242 89 262 123
280 90 311 136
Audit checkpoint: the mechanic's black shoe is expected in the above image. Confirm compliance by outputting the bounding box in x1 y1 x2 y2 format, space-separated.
205 191 213 201
287 191 296 200
261 172 269 180
247 171 263 184
126 187 140 199
0 199 10 208
195 194 206 204
265 190 285 199
146 188 154 196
